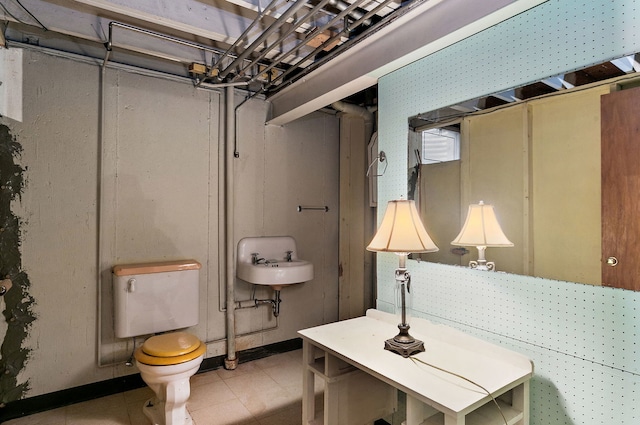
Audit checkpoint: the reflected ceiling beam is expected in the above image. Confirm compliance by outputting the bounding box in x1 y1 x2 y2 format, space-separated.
449 100 480 113
541 76 565 90
492 89 519 103
266 0 550 126
611 54 640 73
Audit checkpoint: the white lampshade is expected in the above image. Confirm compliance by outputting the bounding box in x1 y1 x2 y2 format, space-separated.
451 201 513 247
367 199 439 253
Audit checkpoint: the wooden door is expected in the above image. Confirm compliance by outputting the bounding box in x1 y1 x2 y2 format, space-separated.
601 86 640 290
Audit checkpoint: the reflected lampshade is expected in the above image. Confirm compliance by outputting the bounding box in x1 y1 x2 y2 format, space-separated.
451 201 513 247
367 199 439 253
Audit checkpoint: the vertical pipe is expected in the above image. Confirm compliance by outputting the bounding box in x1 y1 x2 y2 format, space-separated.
96 48 112 367
224 86 238 369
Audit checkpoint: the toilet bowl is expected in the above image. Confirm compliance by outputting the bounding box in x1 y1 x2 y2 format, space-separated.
135 332 206 425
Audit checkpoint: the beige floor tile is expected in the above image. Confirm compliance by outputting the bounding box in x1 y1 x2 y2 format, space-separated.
126 401 150 425
191 369 221 388
211 363 301 418
262 362 302 389
252 351 297 370
188 379 237 412
190 398 258 425
65 408 131 425
283 349 303 363
5 349 306 425
123 386 155 405
215 360 262 380
257 403 302 425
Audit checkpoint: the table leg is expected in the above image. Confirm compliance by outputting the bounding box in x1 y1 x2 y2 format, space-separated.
512 381 530 425
324 354 342 425
302 341 316 425
406 394 439 425
407 394 465 425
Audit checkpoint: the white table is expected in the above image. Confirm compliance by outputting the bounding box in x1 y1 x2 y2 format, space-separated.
298 309 533 425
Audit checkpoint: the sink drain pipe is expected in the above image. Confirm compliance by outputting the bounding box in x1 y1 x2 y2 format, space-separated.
254 290 282 317
224 86 239 370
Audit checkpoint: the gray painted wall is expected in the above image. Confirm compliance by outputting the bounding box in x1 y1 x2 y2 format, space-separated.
1 47 339 397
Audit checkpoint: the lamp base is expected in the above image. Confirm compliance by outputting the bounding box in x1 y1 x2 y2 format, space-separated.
469 259 495 271
384 324 425 358
384 337 425 358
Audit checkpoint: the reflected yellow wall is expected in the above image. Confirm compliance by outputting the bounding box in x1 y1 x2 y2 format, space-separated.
454 85 606 283
529 86 606 285
419 160 462 265
462 104 529 275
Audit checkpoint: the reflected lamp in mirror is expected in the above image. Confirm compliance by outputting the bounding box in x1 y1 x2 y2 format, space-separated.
451 201 513 271
367 199 438 357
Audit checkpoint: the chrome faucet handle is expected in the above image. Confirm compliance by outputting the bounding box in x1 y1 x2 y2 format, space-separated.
285 250 293 262
252 253 266 264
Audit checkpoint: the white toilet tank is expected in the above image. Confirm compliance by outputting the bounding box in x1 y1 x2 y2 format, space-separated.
113 260 201 339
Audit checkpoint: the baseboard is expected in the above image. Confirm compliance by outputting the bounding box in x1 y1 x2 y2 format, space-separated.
0 338 302 423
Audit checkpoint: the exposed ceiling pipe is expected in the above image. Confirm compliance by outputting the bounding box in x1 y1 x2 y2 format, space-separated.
104 21 274 89
218 0 312 80
210 0 282 77
234 0 334 79
331 100 373 123
106 21 223 56
250 0 379 84
263 0 399 88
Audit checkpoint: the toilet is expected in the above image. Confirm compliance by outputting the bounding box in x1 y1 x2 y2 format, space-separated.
113 260 204 425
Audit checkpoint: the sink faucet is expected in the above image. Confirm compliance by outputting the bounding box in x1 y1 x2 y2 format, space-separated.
285 250 293 262
251 253 266 265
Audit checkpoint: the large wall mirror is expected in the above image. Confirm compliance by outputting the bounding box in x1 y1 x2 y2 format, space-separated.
408 53 640 290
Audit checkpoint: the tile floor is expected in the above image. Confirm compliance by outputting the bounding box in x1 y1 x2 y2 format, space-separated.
5 349 325 425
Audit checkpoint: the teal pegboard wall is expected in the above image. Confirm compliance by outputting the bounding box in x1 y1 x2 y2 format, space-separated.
377 0 640 424
405 264 639 424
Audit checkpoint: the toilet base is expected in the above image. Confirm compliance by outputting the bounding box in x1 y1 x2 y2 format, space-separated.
136 352 203 425
142 397 193 425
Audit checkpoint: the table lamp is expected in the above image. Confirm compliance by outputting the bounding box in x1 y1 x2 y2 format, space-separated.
451 201 513 271
367 199 438 357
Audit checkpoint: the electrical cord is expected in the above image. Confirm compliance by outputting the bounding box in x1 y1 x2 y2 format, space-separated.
409 356 509 425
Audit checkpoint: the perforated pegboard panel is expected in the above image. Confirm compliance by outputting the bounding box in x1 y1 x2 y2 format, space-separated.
376 1 640 424
398 264 640 424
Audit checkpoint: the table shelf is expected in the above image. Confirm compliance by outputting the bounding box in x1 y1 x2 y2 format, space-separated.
307 356 359 383
421 398 523 425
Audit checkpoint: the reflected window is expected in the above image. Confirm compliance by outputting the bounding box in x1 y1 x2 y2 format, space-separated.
421 128 460 164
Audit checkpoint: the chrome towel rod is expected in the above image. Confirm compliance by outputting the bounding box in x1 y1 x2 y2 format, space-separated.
297 206 329 212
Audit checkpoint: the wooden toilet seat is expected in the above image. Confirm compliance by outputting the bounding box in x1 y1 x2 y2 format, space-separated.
135 332 205 366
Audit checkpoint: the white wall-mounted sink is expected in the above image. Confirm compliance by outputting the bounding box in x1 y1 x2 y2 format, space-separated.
237 260 313 288
237 236 314 290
